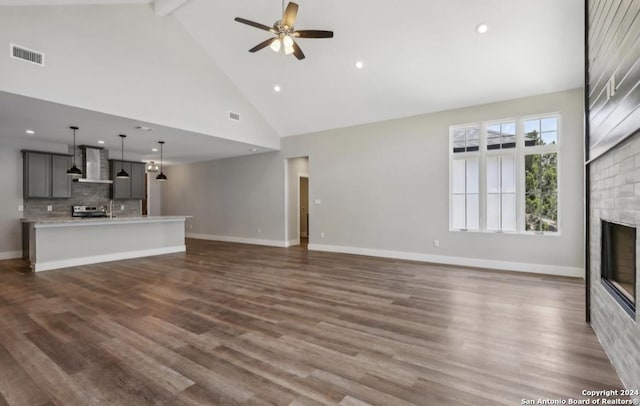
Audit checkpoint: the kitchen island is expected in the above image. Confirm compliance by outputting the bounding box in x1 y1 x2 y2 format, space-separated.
22 216 189 272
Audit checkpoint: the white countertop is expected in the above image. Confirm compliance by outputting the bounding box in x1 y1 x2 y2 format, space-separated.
22 216 191 227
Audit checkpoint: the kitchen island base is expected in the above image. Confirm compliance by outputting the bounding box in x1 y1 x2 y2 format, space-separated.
22 217 188 272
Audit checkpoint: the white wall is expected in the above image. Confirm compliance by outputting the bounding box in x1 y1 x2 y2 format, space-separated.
0 4 279 149
285 157 308 244
161 152 286 246
161 89 584 276
0 137 69 258
283 89 585 276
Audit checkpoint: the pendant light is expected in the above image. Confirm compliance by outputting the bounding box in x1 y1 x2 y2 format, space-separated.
116 134 129 178
66 126 82 176
156 141 167 181
146 161 159 172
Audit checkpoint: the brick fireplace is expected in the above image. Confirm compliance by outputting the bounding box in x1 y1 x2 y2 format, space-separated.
589 133 640 392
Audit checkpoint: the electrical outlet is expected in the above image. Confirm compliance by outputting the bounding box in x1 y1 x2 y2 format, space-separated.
433 239 440 248
258 228 262 234
47 205 52 212
314 199 322 205
120 205 125 211
18 204 23 212
320 232 325 238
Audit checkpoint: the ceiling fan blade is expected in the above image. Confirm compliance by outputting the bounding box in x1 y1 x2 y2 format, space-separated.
234 17 274 32
294 30 334 39
282 2 299 28
292 41 305 60
249 37 277 53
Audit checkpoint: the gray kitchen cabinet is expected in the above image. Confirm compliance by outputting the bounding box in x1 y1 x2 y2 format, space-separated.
110 160 145 200
23 151 72 199
130 162 145 199
51 155 72 198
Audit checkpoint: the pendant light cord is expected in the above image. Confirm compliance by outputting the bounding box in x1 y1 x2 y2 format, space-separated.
121 136 125 170
72 128 77 166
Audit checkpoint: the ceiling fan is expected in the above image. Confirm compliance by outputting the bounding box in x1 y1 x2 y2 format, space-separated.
234 1 333 60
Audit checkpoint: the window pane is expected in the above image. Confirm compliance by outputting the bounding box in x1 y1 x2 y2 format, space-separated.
466 158 479 193
486 157 500 193
452 195 466 229
453 129 466 153
540 153 558 232
524 119 540 134
502 194 517 231
540 131 557 145
525 153 557 233
487 133 501 150
501 122 516 135
501 155 516 193
541 117 557 132
466 127 480 151
466 194 479 229
487 194 500 231
452 160 466 193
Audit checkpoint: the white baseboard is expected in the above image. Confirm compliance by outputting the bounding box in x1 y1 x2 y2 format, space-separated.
307 243 583 278
187 233 289 248
285 238 300 247
0 250 22 260
33 245 186 272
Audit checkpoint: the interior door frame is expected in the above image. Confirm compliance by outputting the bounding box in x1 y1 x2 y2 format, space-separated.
297 173 309 240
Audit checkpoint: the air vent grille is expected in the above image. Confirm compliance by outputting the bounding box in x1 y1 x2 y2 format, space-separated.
10 44 44 66
228 111 240 121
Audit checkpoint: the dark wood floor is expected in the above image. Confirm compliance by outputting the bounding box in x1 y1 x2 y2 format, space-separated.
0 239 623 405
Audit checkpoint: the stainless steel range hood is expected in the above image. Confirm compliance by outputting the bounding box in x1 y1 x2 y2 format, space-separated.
76 145 113 184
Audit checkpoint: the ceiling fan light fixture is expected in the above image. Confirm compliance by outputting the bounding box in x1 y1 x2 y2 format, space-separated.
234 1 332 61
270 38 281 52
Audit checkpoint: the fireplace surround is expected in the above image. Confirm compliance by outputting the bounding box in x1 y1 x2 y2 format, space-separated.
589 133 640 393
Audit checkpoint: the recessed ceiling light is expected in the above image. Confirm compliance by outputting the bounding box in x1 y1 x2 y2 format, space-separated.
25 129 35 135
152 148 158 152
476 23 488 34
97 140 105 144
249 148 257 152
135 125 152 131
274 85 281 92
355 61 364 69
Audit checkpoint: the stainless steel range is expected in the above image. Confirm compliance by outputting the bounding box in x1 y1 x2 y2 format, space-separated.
71 205 108 218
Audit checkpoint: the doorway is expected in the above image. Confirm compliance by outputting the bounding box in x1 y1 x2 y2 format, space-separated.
299 176 309 246
285 157 309 247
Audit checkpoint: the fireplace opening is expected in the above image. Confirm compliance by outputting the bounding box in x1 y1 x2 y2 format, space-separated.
601 220 636 317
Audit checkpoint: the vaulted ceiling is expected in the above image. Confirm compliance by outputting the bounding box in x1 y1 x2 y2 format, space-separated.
0 0 584 157
174 0 584 136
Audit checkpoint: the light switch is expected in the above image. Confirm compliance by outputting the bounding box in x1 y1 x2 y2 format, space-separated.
18 205 23 212
314 199 322 205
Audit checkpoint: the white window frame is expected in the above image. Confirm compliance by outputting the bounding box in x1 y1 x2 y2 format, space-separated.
449 113 561 235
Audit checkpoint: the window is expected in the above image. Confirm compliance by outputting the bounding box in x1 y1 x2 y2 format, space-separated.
449 114 559 234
